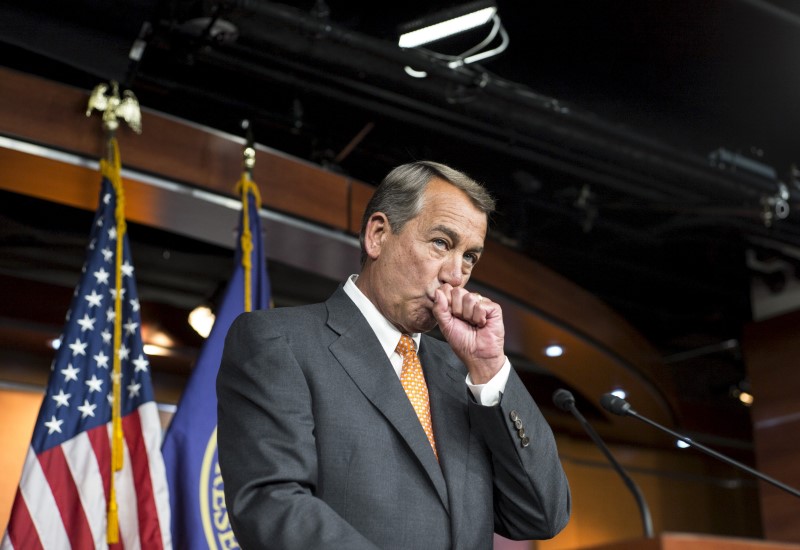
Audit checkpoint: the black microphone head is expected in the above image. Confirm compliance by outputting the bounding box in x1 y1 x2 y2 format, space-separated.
552 389 576 412
600 393 633 416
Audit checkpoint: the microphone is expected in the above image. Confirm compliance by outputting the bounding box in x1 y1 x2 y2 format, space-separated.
553 389 653 538
600 393 800 500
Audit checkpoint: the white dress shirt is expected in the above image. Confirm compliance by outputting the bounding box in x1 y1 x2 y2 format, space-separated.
343 275 511 406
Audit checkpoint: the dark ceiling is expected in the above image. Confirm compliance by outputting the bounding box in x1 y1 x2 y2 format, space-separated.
3 0 800 456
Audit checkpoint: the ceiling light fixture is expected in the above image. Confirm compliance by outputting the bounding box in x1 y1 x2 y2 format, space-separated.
544 344 564 357
397 0 509 76
398 1 498 48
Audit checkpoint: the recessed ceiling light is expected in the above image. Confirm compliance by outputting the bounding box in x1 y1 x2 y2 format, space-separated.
544 344 563 357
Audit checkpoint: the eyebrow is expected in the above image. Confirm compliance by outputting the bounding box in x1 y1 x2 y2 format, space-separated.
432 225 484 255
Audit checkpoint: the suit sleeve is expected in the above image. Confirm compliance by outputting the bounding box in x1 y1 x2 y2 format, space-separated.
468 366 572 540
216 313 381 550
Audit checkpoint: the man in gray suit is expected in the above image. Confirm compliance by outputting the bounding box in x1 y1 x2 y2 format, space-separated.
217 161 571 549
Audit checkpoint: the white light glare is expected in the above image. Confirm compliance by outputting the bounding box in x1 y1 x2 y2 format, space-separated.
399 7 497 48
143 344 172 357
188 305 216 338
611 388 627 400
49 337 62 350
676 439 690 449
738 391 754 406
544 345 563 357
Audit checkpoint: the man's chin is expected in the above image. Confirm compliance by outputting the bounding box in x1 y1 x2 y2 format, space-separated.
407 311 438 334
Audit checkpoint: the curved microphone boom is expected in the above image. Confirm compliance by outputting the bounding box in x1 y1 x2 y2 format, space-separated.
553 389 654 538
600 393 800 500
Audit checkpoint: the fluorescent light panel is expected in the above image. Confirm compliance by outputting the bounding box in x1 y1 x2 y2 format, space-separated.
399 6 497 48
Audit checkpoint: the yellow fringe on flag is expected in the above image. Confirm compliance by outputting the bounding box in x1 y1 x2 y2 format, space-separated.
235 172 262 313
100 137 126 544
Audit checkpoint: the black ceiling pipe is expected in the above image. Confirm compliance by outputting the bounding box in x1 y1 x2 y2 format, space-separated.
227 0 788 202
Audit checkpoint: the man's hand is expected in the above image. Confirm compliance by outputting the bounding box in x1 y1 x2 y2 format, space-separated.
432 284 505 384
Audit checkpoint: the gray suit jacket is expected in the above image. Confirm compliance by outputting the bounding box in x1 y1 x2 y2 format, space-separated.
217 286 570 549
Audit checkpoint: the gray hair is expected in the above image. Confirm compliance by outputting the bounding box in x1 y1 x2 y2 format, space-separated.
358 161 496 266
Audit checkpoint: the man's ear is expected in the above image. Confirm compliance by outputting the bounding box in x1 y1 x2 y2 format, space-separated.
363 212 390 260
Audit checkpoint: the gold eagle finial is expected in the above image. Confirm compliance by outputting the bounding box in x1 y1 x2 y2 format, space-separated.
86 81 142 134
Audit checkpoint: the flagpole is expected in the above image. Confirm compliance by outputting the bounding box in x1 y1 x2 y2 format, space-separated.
236 120 261 313
86 80 143 544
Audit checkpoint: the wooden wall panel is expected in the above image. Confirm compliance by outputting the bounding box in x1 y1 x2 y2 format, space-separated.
743 309 800 543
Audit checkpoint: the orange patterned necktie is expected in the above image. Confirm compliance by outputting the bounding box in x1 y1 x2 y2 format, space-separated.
396 334 438 459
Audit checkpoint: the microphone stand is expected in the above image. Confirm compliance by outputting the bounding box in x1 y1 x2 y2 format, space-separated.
554 390 654 538
601 393 800 500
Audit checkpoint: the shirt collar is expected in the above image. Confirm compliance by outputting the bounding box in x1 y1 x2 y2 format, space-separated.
343 275 421 358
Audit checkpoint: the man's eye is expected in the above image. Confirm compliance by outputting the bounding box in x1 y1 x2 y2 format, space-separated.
464 253 478 265
433 239 448 249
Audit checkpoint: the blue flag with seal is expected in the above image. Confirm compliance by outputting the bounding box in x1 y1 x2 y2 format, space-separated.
161 174 269 549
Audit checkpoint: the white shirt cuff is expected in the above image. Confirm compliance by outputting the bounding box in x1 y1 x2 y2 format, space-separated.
466 357 512 406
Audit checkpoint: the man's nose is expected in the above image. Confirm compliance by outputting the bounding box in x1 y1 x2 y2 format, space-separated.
439 256 464 287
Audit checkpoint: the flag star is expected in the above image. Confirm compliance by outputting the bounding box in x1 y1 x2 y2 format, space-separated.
107 393 114 405
88 239 96 251
85 375 104 393
61 363 80 382
85 290 103 308
101 329 112 344
118 344 130 361
77 399 97 419
96 217 104 227
103 192 111 205
51 389 71 408
127 381 142 399
121 261 134 278
102 247 113 262
123 320 139 336
111 371 122 384
68 338 88 357
77 314 96 332
94 267 110 285
106 307 116 322
94 350 110 369
130 298 140 312
108 226 117 241
133 354 149 373
44 415 63 435
110 287 126 300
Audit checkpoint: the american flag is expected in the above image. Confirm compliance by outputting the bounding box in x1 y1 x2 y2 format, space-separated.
2 175 172 549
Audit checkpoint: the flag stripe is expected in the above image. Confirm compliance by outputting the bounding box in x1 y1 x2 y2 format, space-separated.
3 488 44 550
39 444 96 548
139 402 172 549
11 448 68 549
122 408 164 549
116 432 140 550
87 421 112 501
63 430 106 548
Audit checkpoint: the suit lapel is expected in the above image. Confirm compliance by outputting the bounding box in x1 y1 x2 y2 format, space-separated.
325 288 449 512
420 337 471 541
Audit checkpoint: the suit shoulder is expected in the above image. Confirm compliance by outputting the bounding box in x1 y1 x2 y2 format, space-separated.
230 303 327 336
